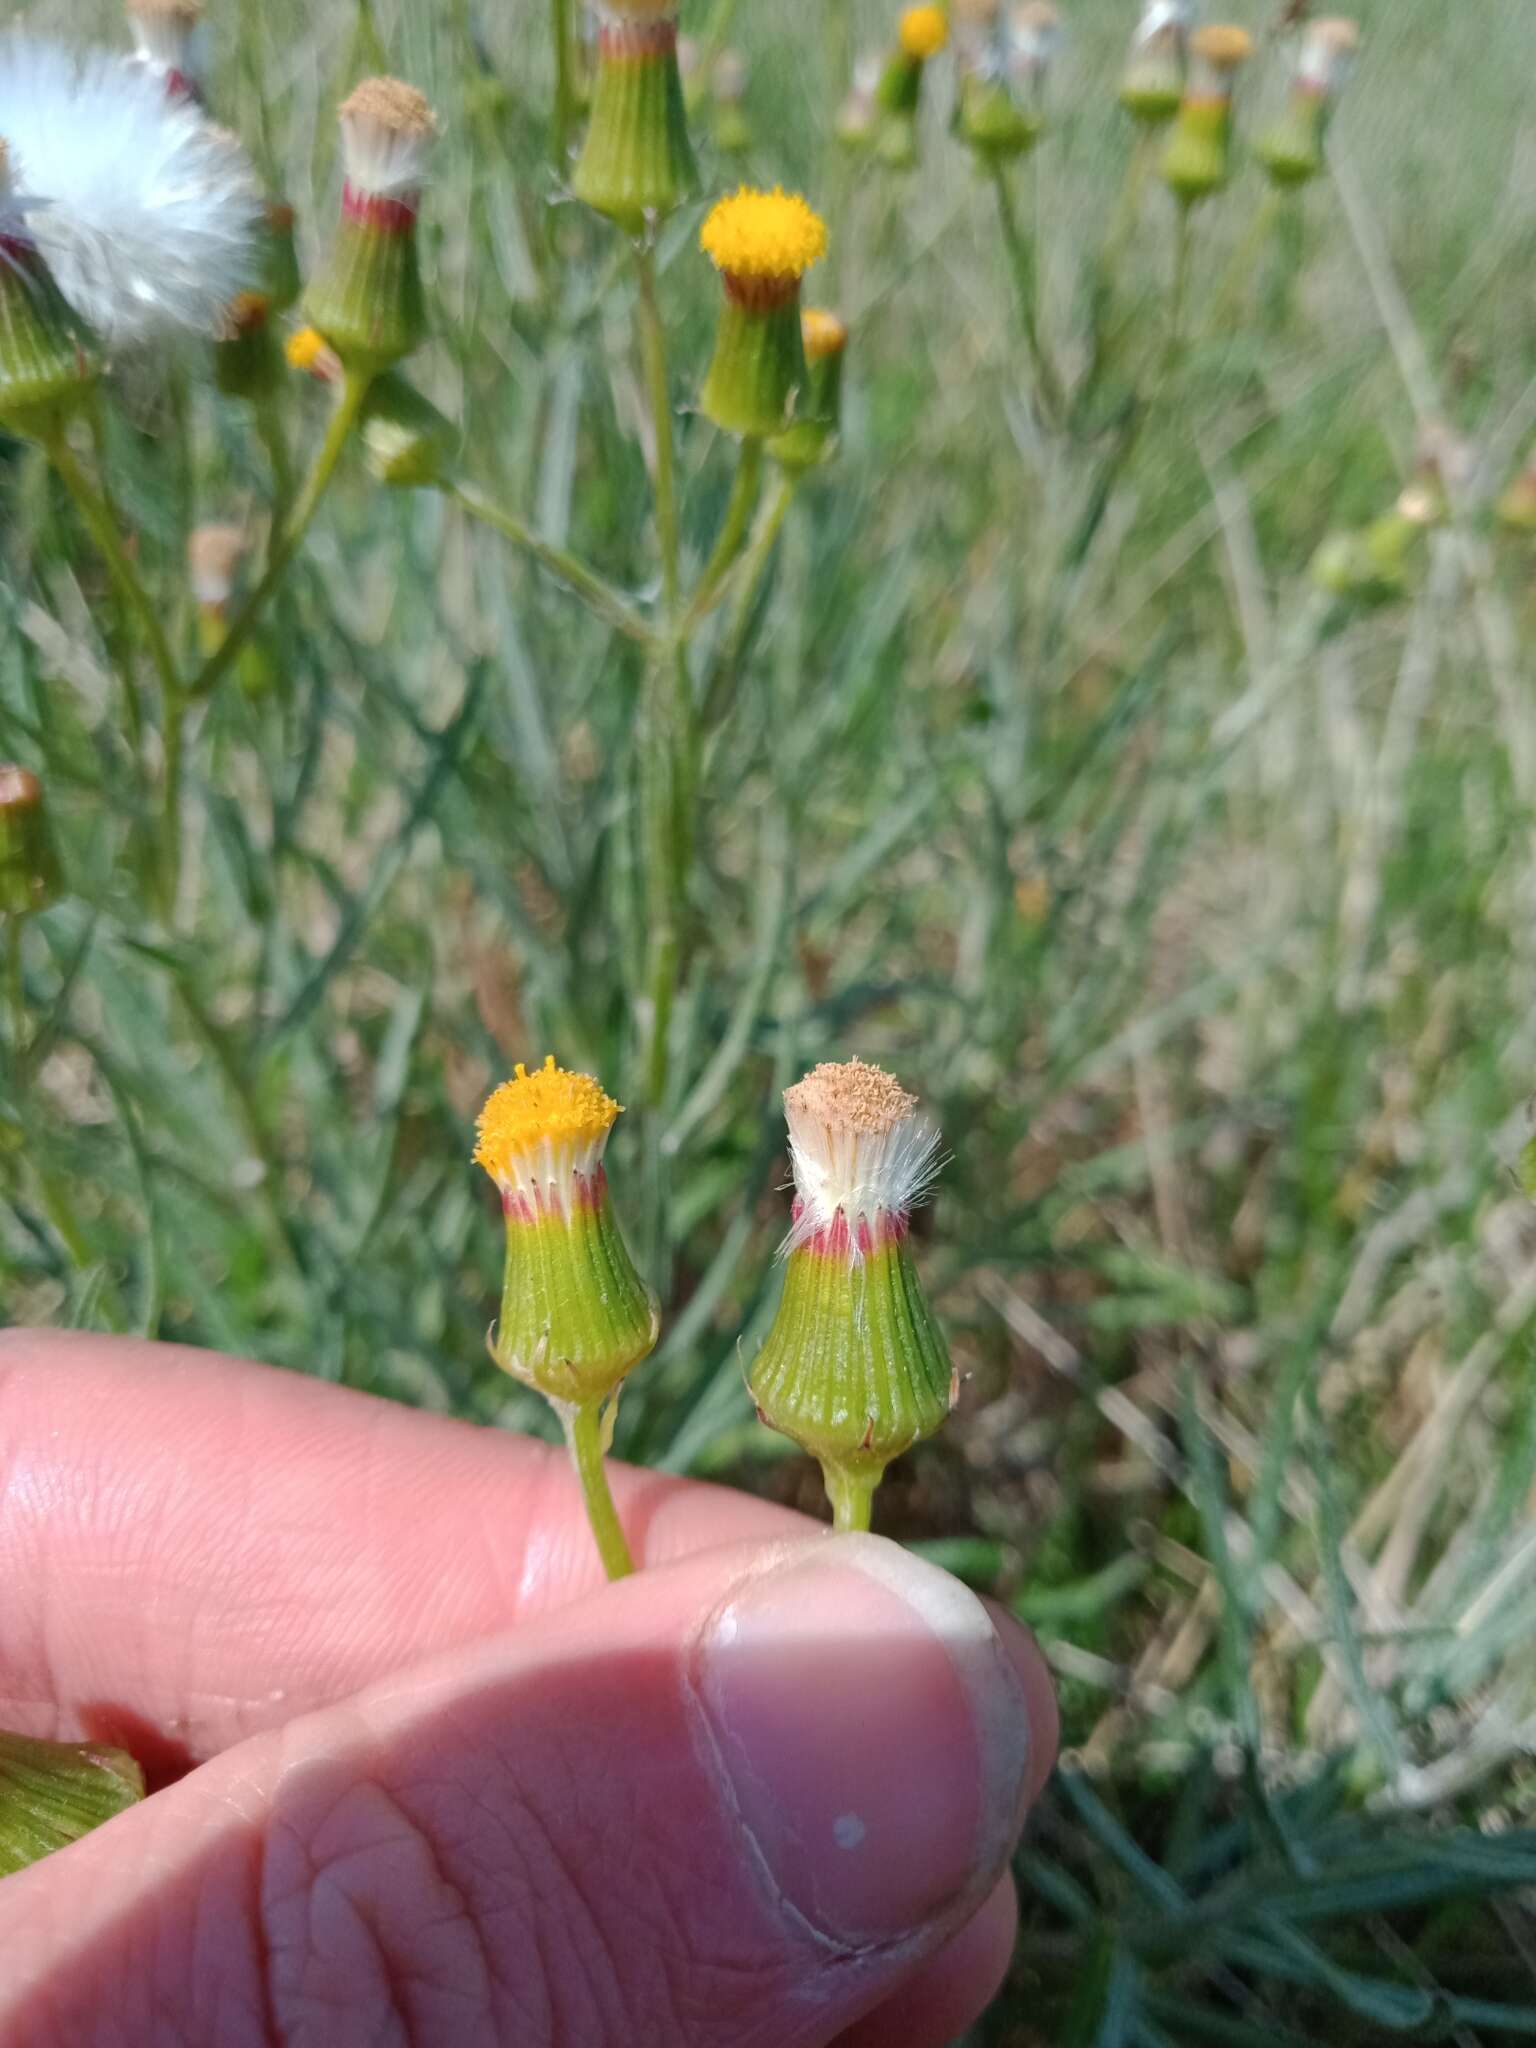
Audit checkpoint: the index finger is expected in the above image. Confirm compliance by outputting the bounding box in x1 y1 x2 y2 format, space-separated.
0 1329 808 1770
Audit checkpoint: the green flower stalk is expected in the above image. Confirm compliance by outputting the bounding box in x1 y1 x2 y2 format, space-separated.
749 1058 956 1533
572 0 698 230
875 4 949 168
1257 17 1360 188
303 77 436 372
0 1731 143 1876
0 766 61 919
699 186 828 440
0 141 99 440
766 308 848 472
476 1057 659 1580
1160 24 1254 206
1119 0 1190 125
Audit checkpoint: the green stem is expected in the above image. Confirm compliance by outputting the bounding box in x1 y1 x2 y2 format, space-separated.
191 369 373 700
1167 204 1193 369
632 238 688 1109
450 482 653 642
634 241 681 620
83 403 146 758
684 437 763 632
991 164 1064 425
562 1399 635 1580
42 430 182 708
823 1462 878 1534
254 392 296 529
4 917 23 1065
701 472 795 732
1208 187 1283 334
550 0 577 174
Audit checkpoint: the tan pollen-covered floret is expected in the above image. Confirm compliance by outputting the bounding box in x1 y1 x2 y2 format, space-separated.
341 77 438 138
785 1058 919 1138
1190 23 1254 69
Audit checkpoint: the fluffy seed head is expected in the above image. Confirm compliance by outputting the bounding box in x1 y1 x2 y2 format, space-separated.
475 1055 623 1195
899 4 949 60
1190 23 1254 70
338 76 438 196
1299 15 1360 90
782 1057 941 1252
0 35 261 346
1134 0 1192 37
1011 1 1062 73
700 186 827 283
802 307 849 360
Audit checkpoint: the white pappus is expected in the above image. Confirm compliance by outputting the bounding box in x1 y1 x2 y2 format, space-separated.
0 34 260 348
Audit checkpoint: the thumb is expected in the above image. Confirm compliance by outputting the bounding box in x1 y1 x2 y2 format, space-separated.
0 1533 1049 2048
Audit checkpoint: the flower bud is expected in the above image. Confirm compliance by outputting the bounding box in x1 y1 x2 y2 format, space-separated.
125 0 206 104
699 186 828 439
875 5 949 167
1498 460 1536 536
0 766 61 918
710 48 752 155
766 308 847 472
0 1730 143 1876
1257 17 1360 187
187 522 247 656
303 78 436 372
476 1057 658 1411
1160 24 1252 204
572 0 698 230
0 141 99 437
1310 487 1434 607
1120 0 1190 125
835 55 882 151
749 1059 955 1530
361 370 458 488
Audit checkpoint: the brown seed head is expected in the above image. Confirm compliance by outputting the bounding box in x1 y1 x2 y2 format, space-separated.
785 1058 919 1137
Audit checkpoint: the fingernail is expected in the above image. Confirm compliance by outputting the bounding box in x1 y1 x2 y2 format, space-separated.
691 1533 1034 1947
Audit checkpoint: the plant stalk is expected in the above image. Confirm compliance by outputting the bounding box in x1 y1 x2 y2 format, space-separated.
450 482 653 642
562 1398 636 1579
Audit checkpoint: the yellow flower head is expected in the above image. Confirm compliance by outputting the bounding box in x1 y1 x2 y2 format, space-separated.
801 308 850 361
900 4 949 61
700 187 828 283
285 326 330 372
475 1056 623 1181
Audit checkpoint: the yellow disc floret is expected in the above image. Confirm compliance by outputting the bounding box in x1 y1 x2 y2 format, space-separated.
475 1056 623 1178
285 325 330 372
899 4 949 61
700 187 828 283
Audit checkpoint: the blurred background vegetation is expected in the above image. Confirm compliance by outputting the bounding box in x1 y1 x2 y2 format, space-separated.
7 0 1536 2037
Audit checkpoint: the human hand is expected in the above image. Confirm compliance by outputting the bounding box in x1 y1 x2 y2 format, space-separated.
0 1331 1056 2047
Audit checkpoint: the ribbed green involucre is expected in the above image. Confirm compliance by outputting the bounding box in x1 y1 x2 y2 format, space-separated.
494 1193 659 1407
702 298 807 440
304 217 426 370
573 45 698 229
1257 97 1326 187
0 252 98 436
1161 100 1232 202
0 1732 144 1877
749 1237 954 1484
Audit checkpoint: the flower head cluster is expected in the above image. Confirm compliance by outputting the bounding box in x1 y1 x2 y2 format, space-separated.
0 34 260 346
783 1057 941 1256
475 1055 624 1214
700 186 828 287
